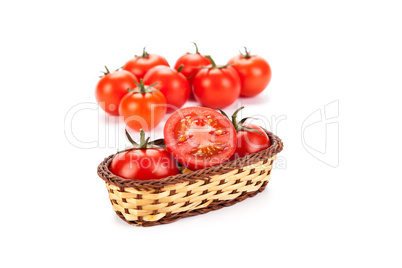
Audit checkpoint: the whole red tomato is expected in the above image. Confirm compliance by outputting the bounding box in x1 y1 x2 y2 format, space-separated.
192 56 241 109
228 47 272 97
123 47 169 79
143 65 190 112
232 123 271 159
110 130 179 180
95 66 138 115
119 79 167 131
218 106 271 160
174 43 211 85
164 107 237 170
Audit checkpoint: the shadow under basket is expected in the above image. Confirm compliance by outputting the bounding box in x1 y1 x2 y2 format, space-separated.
97 130 283 227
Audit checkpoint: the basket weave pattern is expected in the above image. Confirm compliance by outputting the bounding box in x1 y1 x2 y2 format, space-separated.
98 131 283 226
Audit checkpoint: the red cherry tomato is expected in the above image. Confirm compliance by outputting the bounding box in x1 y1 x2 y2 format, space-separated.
231 123 271 160
110 149 179 180
110 130 179 180
164 107 237 170
95 67 138 115
192 56 241 109
174 43 211 85
123 47 169 79
119 79 166 131
217 106 271 160
143 65 190 113
228 47 272 97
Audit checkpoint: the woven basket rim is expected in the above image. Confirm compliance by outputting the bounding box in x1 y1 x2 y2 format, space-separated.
97 130 283 191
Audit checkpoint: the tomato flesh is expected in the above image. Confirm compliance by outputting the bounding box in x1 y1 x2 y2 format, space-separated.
175 114 229 156
164 107 237 170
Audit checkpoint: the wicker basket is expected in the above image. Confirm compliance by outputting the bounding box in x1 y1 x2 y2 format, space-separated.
97 130 283 226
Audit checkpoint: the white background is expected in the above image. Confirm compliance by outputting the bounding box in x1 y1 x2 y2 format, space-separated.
1 0 401 267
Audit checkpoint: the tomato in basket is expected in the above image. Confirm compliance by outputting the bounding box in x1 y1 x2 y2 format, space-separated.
110 130 180 180
218 106 271 160
164 107 237 171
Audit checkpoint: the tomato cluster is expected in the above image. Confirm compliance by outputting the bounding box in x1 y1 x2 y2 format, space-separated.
95 44 271 131
111 107 271 181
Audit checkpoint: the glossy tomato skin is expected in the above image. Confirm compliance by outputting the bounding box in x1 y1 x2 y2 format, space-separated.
192 67 241 109
174 53 211 85
95 70 138 115
119 90 166 131
231 124 271 160
228 55 271 97
164 107 237 170
123 54 169 79
143 66 191 112
110 148 179 180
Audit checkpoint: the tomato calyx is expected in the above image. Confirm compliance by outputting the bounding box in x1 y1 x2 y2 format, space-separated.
116 129 165 155
135 47 150 59
99 66 125 78
218 106 263 135
240 47 253 59
127 78 159 94
176 64 185 73
202 55 232 69
99 66 110 78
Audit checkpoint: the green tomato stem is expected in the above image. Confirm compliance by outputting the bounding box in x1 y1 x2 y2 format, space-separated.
104 66 110 74
136 47 149 58
231 106 245 131
139 79 146 94
240 47 252 59
192 42 200 54
139 129 146 148
205 55 217 68
177 64 185 73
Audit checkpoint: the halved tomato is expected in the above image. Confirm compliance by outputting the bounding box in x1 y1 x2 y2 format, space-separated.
164 107 237 170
